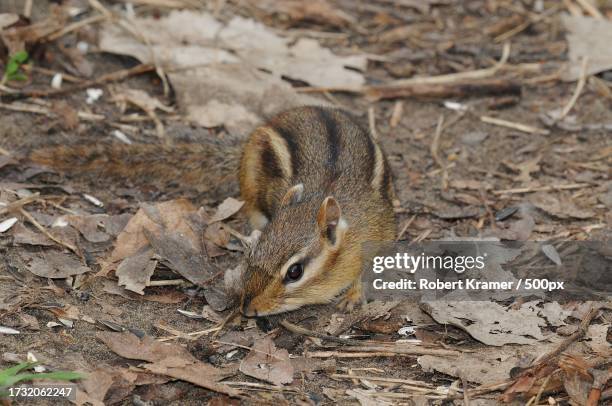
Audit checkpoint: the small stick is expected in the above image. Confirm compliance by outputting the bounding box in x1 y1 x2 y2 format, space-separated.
0 193 39 216
495 5 561 42
480 115 550 135
24 0 33 17
396 214 416 241
2 64 155 101
430 115 448 189
534 374 552 405
493 183 591 195
461 378 470 406
18 208 78 254
0 147 10 156
0 102 105 122
23 66 83 83
224 381 299 392
280 319 365 345
158 326 221 342
532 305 599 366
558 57 588 120
46 14 107 42
333 345 459 356
147 279 185 287
331 374 435 388
378 43 510 87
575 0 604 19
307 347 457 358
366 79 521 102
389 101 404 128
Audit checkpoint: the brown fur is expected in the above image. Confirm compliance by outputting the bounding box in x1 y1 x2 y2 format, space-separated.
239 106 396 316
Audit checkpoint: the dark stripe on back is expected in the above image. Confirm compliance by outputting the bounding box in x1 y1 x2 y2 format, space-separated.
316 107 340 177
271 124 299 177
365 135 376 184
260 137 283 179
334 108 376 180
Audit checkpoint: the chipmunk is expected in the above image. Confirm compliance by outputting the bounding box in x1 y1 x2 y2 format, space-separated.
29 106 396 316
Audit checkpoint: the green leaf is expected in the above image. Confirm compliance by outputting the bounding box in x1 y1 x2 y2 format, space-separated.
0 362 36 386
3 50 29 82
12 51 28 64
3 371 83 388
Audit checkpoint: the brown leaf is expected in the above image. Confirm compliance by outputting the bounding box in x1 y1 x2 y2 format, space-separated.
530 193 595 219
67 213 131 243
18 250 91 279
116 248 157 295
108 199 197 265
209 197 244 223
239 337 294 386
97 331 238 396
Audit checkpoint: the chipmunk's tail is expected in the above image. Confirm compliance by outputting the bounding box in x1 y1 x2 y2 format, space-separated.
29 141 242 197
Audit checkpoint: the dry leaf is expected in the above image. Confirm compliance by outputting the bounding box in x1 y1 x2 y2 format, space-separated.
98 10 357 133
209 197 244 223
97 331 237 396
239 337 294 386
585 324 611 356
66 213 131 243
422 301 547 346
116 248 157 295
112 88 173 114
562 14 612 81
418 344 554 385
18 250 91 279
530 193 595 219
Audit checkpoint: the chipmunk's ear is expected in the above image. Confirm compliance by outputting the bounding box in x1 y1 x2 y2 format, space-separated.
317 197 347 247
280 183 304 207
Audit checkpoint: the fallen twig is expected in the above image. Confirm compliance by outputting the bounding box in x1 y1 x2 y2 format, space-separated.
306 345 458 358
19 208 78 254
495 5 561 42
430 115 448 189
280 319 365 345
532 305 600 366
45 14 107 42
558 57 588 121
366 79 521 101
480 115 550 135
331 374 435 388
574 0 604 19
493 183 591 195
0 193 40 216
1 64 155 101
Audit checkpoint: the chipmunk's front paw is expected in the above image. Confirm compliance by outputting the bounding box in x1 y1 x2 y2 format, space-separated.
337 282 363 312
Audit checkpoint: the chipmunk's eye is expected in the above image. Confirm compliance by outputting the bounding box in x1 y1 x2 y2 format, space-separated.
285 263 304 282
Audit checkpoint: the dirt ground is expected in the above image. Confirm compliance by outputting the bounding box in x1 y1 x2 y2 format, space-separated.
0 0 611 405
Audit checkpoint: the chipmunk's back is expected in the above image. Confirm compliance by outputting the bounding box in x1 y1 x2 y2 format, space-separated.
239 106 394 226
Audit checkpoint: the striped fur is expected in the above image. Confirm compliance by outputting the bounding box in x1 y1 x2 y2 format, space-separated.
239 106 396 316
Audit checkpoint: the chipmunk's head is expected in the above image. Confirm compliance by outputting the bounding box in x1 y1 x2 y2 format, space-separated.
240 184 350 317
